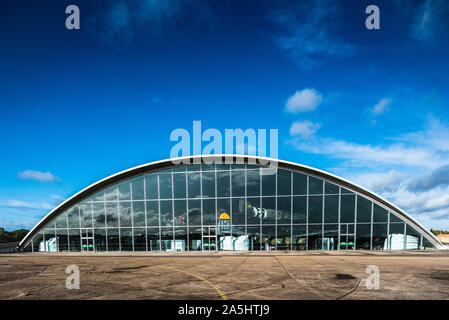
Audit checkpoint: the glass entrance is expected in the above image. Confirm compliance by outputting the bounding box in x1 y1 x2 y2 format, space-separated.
81 229 94 252
339 224 355 250
202 226 217 251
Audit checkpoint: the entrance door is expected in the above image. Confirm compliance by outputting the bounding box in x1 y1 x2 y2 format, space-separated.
339 224 355 250
81 229 94 252
202 226 217 251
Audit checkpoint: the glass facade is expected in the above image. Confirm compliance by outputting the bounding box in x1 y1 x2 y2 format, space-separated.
22 161 437 252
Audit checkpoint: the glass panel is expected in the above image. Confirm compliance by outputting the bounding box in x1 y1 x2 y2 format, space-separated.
307 224 322 250
340 195 355 223
389 222 405 250
33 232 44 252
261 197 275 224
201 171 215 198
69 229 81 252
80 202 92 228
323 224 338 250
246 197 261 225
133 201 145 227
262 225 275 251
292 225 306 250
356 223 371 250
308 195 322 224
147 227 160 251
106 202 118 228
232 198 245 225
107 229 119 251
120 228 133 251
56 229 68 252
133 228 146 251
92 190 104 202
373 204 388 222
188 172 201 198
146 201 159 226
341 187 354 194
372 223 388 250
160 200 173 226
292 196 306 224
94 229 107 251
119 201 132 227
187 200 200 225
187 164 201 171
105 186 117 201
145 174 158 200
55 212 67 229
324 195 338 223
67 206 80 228
262 172 276 196
174 227 187 251
357 196 371 223
422 237 435 250
277 225 291 250
390 212 403 223
247 226 261 250
202 199 215 225
159 174 172 199
91 203 105 229
201 163 215 171
293 172 307 195
246 169 260 197
406 225 421 250
216 164 230 171
277 196 291 224
217 198 230 221
174 200 187 226
161 227 173 251
131 176 144 200
325 182 339 194
277 169 291 196
308 176 323 195
173 173 186 198
231 170 245 197
189 226 202 251
173 165 186 172
216 171 230 197
118 181 131 201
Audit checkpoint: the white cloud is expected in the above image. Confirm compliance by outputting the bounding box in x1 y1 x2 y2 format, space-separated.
287 118 449 230
18 170 60 183
288 137 442 169
4 199 53 211
371 98 392 115
289 121 321 139
285 88 323 113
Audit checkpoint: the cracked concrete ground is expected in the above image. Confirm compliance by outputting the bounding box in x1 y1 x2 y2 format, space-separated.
0 251 448 300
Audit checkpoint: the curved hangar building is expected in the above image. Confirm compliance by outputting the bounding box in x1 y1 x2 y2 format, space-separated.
19 155 443 252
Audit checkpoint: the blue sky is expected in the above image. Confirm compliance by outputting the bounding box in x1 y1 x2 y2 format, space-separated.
1 0 449 231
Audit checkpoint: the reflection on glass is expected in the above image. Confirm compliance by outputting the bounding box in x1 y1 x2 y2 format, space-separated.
119 201 132 227
173 173 186 198
308 195 322 224
132 176 145 200
262 197 275 224
146 201 159 226
232 198 245 225
133 201 145 227
357 196 371 223
93 202 105 227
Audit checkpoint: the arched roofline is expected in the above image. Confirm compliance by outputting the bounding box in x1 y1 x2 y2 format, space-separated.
19 154 443 249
